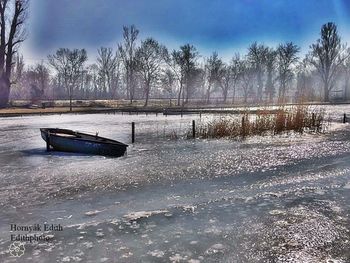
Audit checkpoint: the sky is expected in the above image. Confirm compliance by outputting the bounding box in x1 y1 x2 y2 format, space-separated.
22 0 350 65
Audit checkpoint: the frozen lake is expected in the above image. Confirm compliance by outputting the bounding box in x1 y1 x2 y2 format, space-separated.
1 106 350 262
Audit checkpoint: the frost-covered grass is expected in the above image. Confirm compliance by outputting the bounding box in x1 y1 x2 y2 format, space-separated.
192 105 325 139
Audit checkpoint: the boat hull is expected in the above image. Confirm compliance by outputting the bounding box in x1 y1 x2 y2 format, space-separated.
40 129 127 157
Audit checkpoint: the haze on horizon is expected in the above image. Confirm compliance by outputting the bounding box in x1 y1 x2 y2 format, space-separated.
23 0 350 64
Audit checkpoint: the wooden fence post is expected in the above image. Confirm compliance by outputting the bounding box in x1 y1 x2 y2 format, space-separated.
131 122 135 143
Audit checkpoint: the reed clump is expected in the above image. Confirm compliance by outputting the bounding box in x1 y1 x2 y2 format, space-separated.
193 105 325 139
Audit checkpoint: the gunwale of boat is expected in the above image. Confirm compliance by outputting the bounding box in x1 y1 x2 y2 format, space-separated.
54 133 76 138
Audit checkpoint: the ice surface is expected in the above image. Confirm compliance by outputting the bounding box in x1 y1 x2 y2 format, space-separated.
0 108 350 262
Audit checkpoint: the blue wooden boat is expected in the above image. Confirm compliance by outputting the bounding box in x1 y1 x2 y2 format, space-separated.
40 128 128 157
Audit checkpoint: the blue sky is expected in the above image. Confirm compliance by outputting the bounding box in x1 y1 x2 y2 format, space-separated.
23 0 350 64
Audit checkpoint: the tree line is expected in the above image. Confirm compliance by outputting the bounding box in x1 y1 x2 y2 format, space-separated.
0 0 27 107
6 22 350 107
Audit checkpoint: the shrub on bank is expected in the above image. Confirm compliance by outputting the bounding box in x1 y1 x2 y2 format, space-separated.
192 105 325 139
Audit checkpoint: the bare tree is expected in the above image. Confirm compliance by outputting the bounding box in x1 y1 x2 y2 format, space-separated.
295 58 314 102
97 47 120 98
12 54 24 84
86 64 102 98
180 44 199 104
309 23 349 102
110 57 121 99
25 62 50 102
218 57 242 104
188 66 205 101
229 54 242 104
343 53 350 100
135 38 167 106
169 44 198 105
9 54 25 98
118 25 139 104
240 59 255 103
218 63 231 103
160 69 175 98
248 42 268 102
265 48 277 103
164 50 183 106
205 52 223 103
48 48 88 111
277 42 300 103
33 62 50 98
0 0 28 107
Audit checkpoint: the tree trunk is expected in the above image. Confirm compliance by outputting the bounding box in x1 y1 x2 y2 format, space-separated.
223 86 228 103
129 86 134 104
257 72 263 102
324 80 329 102
266 71 274 103
0 75 10 107
345 76 349 101
279 81 286 104
185 83 189 104
182 86 185 106
144 81 150 107
177 82 182 106
269 90 274 103
206 83 211 104
69 85 73 112
232 86 236 104
244 88 248 103
128 73 134 104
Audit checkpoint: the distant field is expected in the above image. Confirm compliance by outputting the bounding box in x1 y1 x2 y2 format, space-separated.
0 107 92 115
7 98 350 109
1 100 350 118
